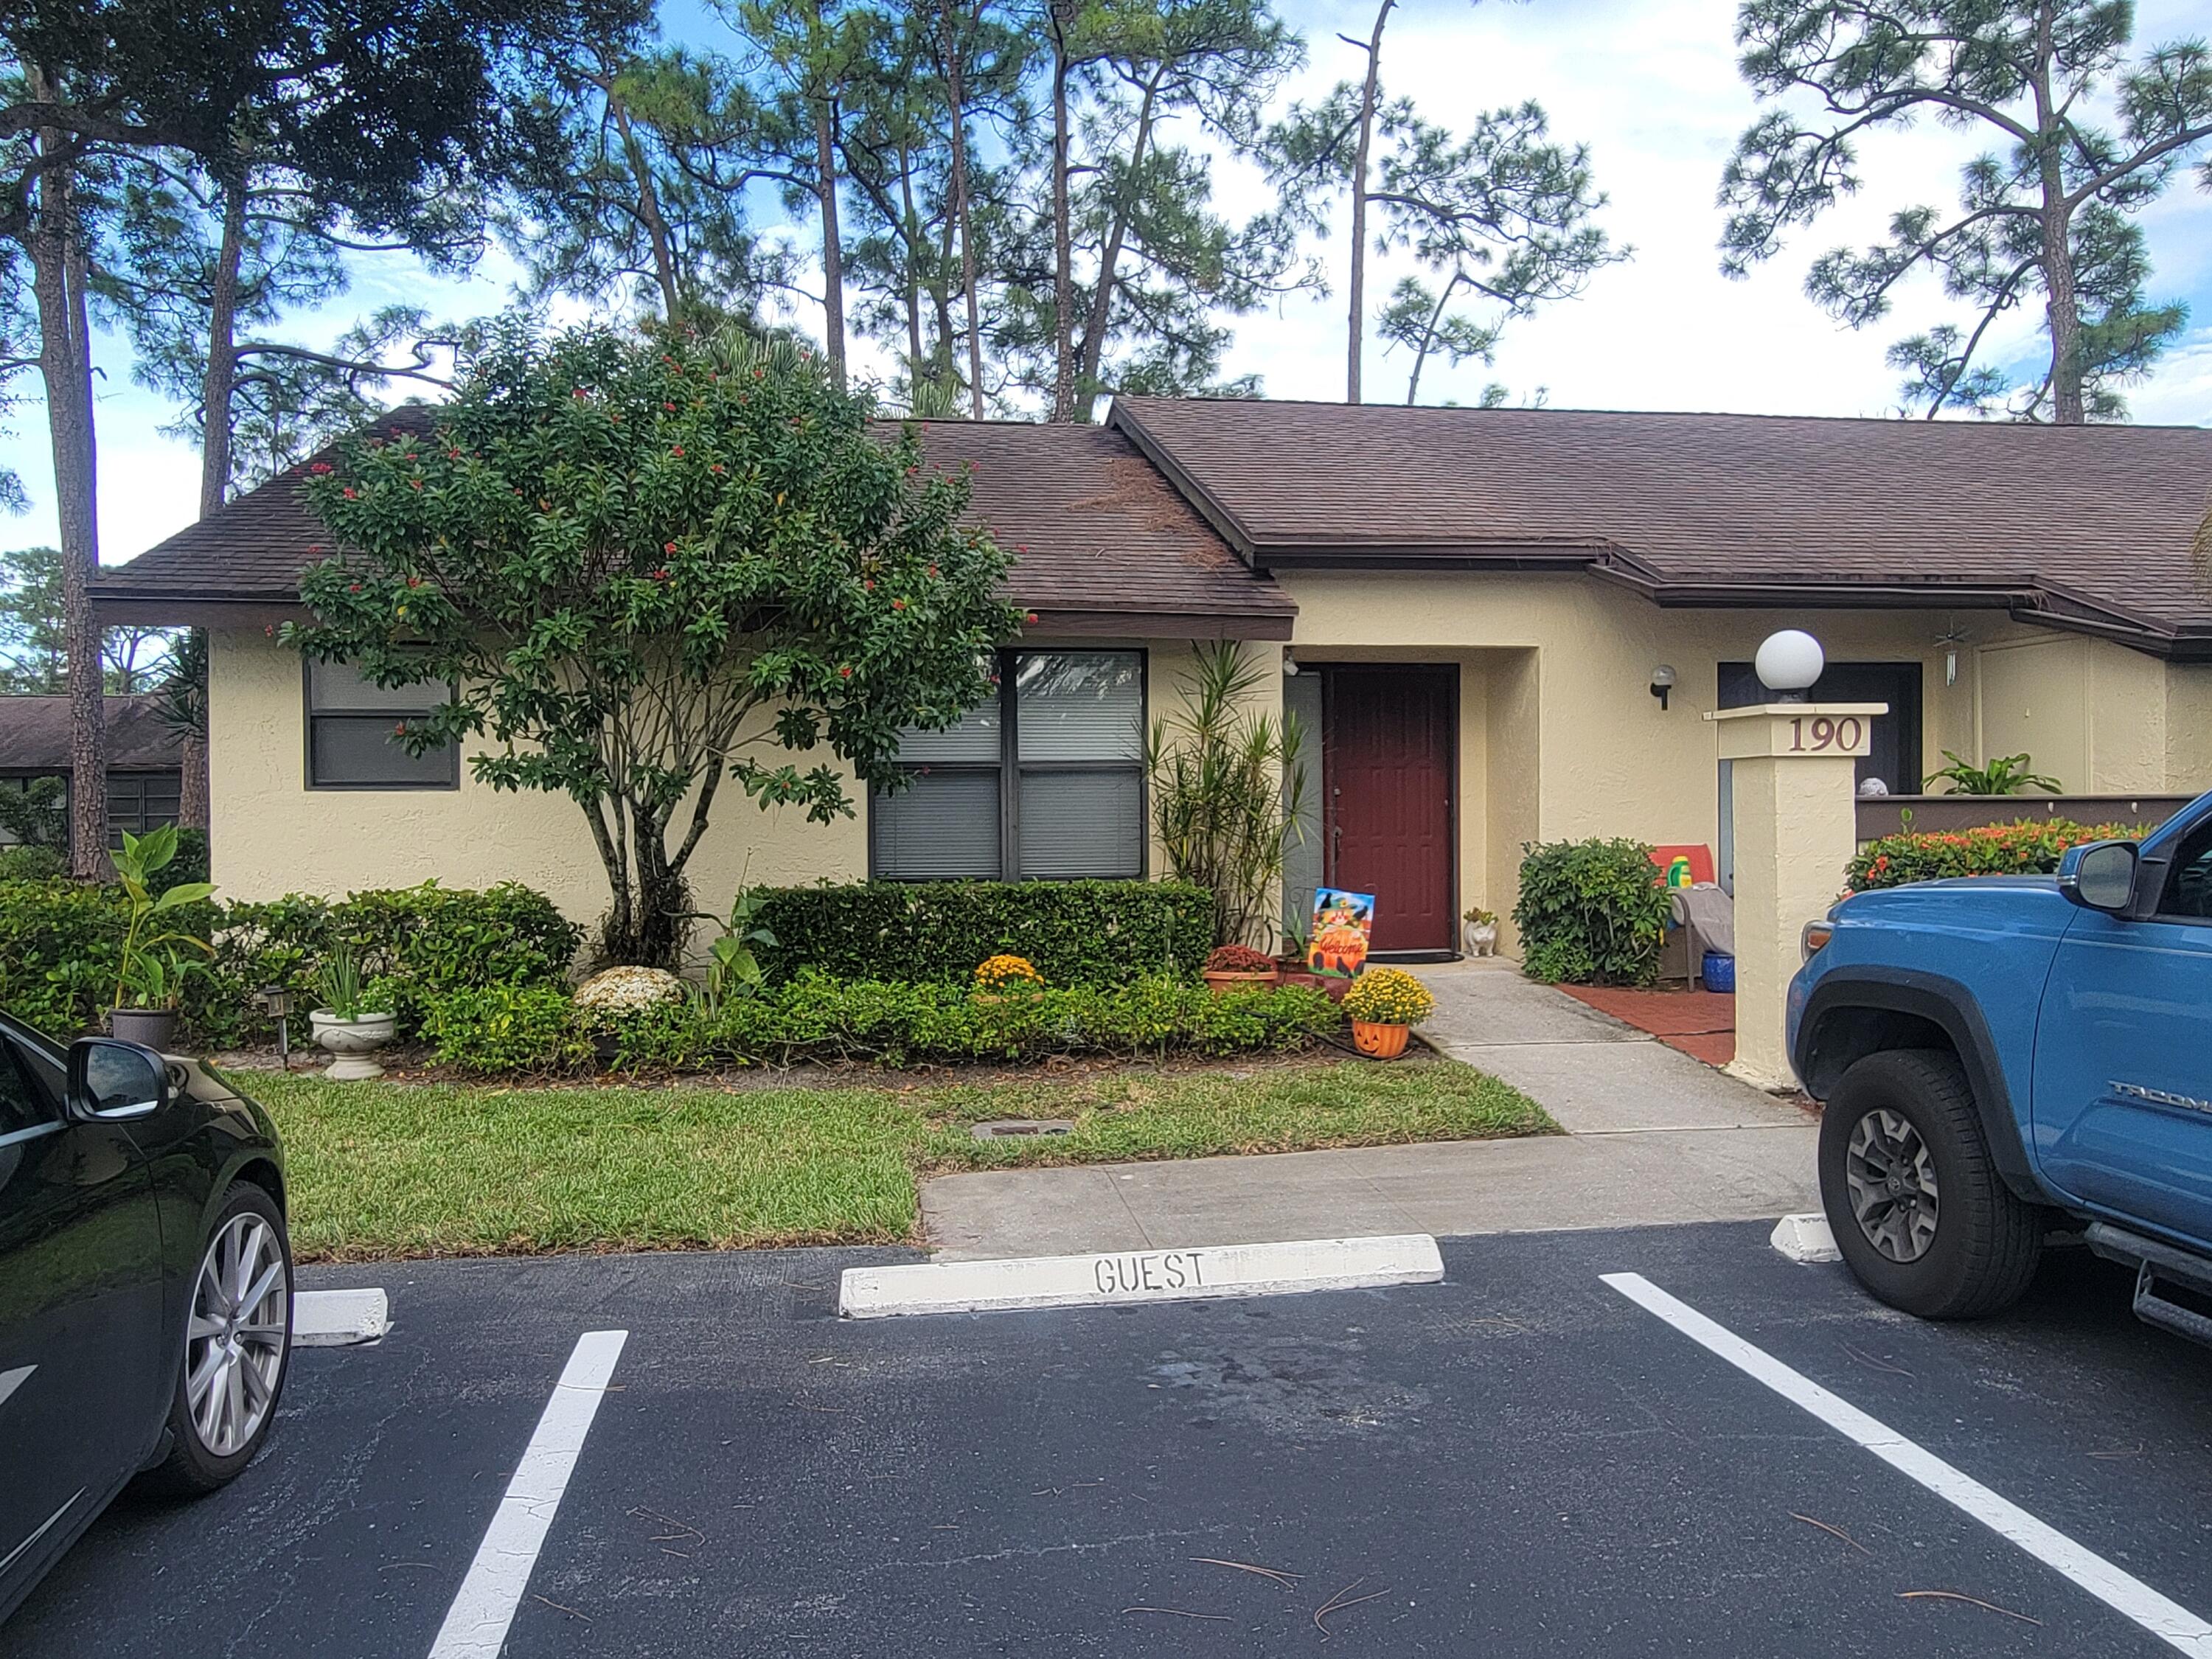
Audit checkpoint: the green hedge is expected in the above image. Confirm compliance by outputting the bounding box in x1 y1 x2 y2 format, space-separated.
0 878 582 1045
420 973 1338 1077
1513 838 1674 987
0 879 142 1040
748 880 1214 987
1845 818 2149 893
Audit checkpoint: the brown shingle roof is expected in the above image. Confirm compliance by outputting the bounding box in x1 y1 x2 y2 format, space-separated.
0 695 184 771
90 406 1294 640
1111 397 2212 658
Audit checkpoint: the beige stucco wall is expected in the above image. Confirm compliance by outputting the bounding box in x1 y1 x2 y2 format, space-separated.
1273 571 2201 935
206 628 869 932
1975 634 2208 796
207 580 2198 954
208 630 1226 935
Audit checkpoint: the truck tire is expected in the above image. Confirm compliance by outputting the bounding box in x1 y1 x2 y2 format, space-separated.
1819 1049 2042 1319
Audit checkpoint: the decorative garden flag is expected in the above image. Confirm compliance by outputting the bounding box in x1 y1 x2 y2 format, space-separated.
1309 888 1376 976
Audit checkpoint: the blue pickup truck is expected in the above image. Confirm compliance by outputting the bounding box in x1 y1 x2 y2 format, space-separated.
1789 788 2212 1343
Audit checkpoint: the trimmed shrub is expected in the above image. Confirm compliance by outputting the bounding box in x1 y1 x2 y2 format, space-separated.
570 973 1340 1073
1514 838 1674 987
164 827 210 891
0 877 581 1046
0 879 134 1039
421 984 593 1077
0 844 66 883
1845 818 2149 893
749 880 1213 988
203 881 584 1044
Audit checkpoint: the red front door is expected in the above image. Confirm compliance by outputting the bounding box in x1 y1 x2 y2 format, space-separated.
1324 665 1456 953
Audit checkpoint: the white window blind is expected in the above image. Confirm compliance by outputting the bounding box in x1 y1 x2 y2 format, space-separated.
872 649 1146 881
306 660 456 789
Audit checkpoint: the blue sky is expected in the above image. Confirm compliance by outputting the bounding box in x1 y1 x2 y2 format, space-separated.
9 0 2210 566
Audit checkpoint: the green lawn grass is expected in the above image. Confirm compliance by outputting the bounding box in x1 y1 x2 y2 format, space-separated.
248 1057 1556 1262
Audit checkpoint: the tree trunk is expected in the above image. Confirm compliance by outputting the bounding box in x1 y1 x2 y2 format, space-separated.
1405 272 1458 404
30 88 109 880
606 86 683 319
179 728 210 832
1048 11 1077 423
2028 3 2083 425
943 0 985 419
813 91 848 389
1346 0 1394 405
895 137 926 396
1075 66 1163 421
200 172 248 517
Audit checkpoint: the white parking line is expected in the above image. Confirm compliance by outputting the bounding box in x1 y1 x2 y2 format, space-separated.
1604 1272 2212 1657
426 1329 628 1659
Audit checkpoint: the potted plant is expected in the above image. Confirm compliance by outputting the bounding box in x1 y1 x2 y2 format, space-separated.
1203 942 1280 993
973 954 1044 1003
1342 967 1436 1060
1461 905 1499 958
309 942 398 1080
109 826 216 1051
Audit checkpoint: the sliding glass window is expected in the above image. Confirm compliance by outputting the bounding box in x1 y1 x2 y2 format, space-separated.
872 648 1144 881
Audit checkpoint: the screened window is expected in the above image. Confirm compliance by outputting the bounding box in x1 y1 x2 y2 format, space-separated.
872 649 1144 881
105 772 182 841
305 659 458 790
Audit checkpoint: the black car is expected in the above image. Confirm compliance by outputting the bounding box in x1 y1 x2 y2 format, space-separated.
1 1012 292 1623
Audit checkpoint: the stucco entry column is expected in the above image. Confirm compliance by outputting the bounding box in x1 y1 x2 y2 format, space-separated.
1707 703 1886 1091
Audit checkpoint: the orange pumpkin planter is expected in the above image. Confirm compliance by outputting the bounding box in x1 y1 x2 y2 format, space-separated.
1340 967 1436 1062
1351 1019 1411 1060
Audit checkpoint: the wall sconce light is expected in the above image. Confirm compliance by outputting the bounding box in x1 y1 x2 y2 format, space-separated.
1281 649 1300 677
1755 629 1824 703
1649 664 1677 711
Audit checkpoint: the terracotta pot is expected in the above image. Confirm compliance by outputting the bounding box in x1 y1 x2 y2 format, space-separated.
1203 969 1279 995
311 1009 397 1082
1351 1019 1411 1060
108 1007 178 1051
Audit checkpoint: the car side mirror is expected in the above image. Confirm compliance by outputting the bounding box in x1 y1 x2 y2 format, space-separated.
68 1037 170 1121
2059 840 2138 914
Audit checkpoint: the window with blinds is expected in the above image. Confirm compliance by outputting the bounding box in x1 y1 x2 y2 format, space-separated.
872 648 1144 881
305 659 459 790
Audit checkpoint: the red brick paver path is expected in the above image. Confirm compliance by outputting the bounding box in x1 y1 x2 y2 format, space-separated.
1560 984 1736 1066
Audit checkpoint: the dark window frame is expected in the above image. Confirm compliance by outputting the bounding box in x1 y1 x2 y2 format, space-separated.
302 657 462 792
2155 819 2212 923
869 646 1149 882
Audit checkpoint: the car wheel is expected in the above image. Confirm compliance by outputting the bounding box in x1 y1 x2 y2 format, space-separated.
1818 1049 2042 1319
141 1183 293 1497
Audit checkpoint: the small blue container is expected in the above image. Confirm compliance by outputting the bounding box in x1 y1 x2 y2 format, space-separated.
1700 951 1736 993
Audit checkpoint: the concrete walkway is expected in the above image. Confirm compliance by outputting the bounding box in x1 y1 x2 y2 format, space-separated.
919 959 1819 1260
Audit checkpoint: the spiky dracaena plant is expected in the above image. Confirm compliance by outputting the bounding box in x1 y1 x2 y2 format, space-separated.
1146 641 1307 950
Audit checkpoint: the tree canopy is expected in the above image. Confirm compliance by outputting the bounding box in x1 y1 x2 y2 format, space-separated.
1719 0 2212 422
291 323 1020 967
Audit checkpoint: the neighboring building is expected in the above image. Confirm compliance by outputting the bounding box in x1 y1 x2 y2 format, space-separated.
89 399 2212 956
0 695 187 845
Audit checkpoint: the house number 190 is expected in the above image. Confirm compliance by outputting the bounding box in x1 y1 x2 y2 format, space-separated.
1788 716 1862 752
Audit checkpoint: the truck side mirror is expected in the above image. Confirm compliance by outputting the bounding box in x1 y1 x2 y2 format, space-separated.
2059 841 2138 914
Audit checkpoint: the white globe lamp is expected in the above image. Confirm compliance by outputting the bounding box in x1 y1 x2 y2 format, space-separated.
1754 629 1824 703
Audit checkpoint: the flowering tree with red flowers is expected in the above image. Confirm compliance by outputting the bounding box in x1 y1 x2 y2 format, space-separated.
292 321 1020 967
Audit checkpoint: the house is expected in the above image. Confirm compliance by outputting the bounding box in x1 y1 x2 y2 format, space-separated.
0 695 187 845
89 397 2212 956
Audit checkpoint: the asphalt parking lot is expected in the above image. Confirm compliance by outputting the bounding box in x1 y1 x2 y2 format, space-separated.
11 1221 2212 1658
